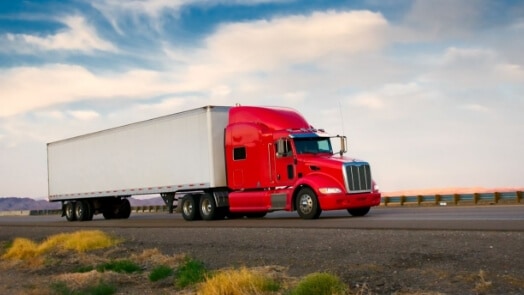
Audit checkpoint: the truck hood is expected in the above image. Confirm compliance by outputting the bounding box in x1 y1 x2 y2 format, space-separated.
297 153 368 167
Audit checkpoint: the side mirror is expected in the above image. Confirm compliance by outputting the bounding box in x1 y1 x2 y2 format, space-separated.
339 136 347 156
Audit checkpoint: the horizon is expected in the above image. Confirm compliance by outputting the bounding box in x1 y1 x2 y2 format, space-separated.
1 1 523 198
3 186 524 201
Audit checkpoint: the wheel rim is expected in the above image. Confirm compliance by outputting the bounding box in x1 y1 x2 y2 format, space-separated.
201 198 211 216
66 203 74 218
183 200 193 216
75 204 83 217
299 194 313 215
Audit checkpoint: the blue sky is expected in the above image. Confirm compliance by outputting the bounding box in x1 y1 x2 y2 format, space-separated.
1 0 523 199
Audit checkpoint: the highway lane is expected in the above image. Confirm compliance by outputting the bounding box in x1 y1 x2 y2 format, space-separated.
1 205 523 231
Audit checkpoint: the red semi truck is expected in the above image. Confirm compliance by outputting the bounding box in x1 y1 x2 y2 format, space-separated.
47 105 380 221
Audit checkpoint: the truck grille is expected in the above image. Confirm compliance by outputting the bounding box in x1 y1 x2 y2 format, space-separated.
344 163 372 193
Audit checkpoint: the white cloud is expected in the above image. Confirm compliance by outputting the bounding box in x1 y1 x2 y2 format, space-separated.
91 0 290 34
2 16 116 53
460 104 490 113
0 64 172 117
67 110 100 120
199 10 388 71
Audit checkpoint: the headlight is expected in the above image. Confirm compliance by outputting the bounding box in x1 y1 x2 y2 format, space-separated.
318 187 342 194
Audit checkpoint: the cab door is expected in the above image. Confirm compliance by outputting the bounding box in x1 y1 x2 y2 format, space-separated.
271 138 295 186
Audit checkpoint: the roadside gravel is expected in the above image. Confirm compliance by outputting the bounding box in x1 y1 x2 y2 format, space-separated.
1 226 523 294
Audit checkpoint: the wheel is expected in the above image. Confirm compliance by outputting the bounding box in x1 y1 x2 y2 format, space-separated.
74 200 89 221
103 210 115 220
102 198 116 220
117 199 131 219
348 207 370 217
199 193 217 221
85 201 94 221
181 195 201 221
296 187 321 219
65 202 76 222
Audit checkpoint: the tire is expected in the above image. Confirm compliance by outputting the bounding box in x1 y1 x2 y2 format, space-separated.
85 201 94 221
103 210 115 220
65 202 76 222
296 187 321 219
348 207 370 217
199 193 217 221
181 195 201 221
117 198 131 219
74 200 89 221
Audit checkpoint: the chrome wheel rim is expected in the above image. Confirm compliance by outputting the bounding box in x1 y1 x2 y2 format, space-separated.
299 194 313 215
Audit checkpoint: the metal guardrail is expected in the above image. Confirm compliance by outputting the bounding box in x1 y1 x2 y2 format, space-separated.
1 191 522 216
381 191 523 206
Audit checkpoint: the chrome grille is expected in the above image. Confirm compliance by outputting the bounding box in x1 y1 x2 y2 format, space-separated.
344 163 372 193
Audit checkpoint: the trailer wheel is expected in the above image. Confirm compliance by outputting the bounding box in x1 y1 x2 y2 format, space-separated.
85 201 94 221
181 195 201 221
74 200 89 221
200 193 218 221
296 187 321 219
117 199 131 219
65 202 76 222
348 207 370 217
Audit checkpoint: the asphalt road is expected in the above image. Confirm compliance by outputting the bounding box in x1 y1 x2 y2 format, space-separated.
1 205 523 231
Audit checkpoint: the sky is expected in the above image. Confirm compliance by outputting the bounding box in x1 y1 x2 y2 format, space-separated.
1 0 523 199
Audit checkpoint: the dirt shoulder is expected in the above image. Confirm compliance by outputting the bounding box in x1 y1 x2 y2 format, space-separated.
1 226 523 294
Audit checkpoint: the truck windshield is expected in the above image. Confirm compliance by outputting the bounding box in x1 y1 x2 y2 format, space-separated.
294 137 333 154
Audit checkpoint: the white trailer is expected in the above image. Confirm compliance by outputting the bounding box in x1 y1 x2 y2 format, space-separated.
47 106 230 221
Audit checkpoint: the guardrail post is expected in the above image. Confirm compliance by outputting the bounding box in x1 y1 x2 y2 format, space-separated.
383 197 389 206
435 194 441 205
453 194 459 205
517 191 522 203
474 193 479 204
400 195 405 206
494 192 501 204
417 195 422 205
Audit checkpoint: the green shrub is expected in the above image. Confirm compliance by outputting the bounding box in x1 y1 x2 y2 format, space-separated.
50 281 116 295
50 281 70 295
175 257 207 288
149 265 174 282
290 272 348 295
84 281 117 295
75 265 95 273
96 259 141 274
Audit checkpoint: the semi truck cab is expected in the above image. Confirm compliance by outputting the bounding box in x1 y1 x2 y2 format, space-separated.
222 106 380 219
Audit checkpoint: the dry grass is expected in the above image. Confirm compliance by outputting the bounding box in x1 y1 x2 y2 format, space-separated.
2 230 120 266
131 247 185 268
197 267 280 295
474 270 492 293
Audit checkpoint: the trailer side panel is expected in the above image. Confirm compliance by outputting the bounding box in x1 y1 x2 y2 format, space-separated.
47 106 230 201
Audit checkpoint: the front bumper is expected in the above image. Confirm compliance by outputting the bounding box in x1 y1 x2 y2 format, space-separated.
318 192 381 210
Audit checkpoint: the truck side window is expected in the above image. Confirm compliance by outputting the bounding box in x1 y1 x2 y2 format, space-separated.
275 139 292 157
233 147 246 160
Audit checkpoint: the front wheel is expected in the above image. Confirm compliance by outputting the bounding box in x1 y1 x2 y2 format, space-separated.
348 207 370 217
296 187 321 219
